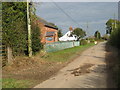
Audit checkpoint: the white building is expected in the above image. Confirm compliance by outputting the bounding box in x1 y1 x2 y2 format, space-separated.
59 27 77 41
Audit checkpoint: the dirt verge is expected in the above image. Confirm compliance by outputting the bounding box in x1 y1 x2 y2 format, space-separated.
2 44 95 88
2 56 66 88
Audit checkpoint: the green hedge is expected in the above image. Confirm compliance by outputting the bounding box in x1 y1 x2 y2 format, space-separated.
109 26 120 49
2 2 42 56
2 2 28 56
31 22 43 55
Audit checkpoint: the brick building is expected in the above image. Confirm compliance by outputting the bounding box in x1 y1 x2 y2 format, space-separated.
35 18 58 43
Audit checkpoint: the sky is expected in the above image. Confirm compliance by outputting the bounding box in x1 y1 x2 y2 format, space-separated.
35 2 118 36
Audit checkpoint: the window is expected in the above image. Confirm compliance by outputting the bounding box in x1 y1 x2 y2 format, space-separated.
46 32 55 36
46 37 53 41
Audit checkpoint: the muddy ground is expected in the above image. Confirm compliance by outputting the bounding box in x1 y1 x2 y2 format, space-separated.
2 57 65 88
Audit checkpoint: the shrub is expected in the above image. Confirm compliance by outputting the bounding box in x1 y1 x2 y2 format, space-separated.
80 39 88 45
102 34 110 40
31 22 43 55
109 28 120 49
89 38 95 43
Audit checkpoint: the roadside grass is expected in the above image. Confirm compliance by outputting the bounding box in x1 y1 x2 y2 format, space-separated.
44 43 95 62
2 78 33 88
2 43 95 88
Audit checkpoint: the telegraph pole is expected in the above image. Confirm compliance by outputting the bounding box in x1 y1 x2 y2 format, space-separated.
114 13 117 29
86 22 89 37
87 22 89 35
27 0 32 57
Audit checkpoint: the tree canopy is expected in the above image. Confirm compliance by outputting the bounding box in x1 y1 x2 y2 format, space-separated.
94 31 101 39
106 19 120 34
72 28 86 40
58 29 63 38
106 19 120 49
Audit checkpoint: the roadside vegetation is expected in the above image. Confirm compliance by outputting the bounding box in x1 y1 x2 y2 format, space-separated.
105 19 120 87
2 43 95 88
2 78 33 88
2 2 43 66
43 43 95 62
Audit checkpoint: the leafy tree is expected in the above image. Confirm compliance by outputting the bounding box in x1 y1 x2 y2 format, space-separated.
106 19 120 49
72 28 86 40
58 29 63 38
106 19 120 34
94 31 101 39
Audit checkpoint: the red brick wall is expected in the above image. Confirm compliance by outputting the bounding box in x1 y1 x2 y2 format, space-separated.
35 20 58 44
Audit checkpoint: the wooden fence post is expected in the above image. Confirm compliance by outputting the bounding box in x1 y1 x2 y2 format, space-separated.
7 46 13 64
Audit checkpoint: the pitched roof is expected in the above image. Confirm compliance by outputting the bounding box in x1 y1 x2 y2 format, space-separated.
37 17 58 30
44 25 58 30
37 17 49 25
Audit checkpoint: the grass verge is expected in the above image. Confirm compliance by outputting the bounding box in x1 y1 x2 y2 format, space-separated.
2 78 33 88
2 43 95 88
43 43 95 62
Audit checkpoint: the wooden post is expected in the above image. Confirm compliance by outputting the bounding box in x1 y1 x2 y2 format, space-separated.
7 47 13 64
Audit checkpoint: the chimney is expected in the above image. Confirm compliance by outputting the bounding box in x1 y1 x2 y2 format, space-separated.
69 26 73 31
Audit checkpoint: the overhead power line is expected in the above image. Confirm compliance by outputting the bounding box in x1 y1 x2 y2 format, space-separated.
51 1 80 26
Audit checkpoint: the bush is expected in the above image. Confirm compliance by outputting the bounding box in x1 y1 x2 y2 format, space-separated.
102 34 110 40
80 39 88 45
31 22 43 55
109 27 120 49
88 38 95 43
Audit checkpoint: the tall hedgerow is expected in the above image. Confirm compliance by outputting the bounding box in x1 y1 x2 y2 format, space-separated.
2 2 42 56
107 20 120 49
2 2 28 56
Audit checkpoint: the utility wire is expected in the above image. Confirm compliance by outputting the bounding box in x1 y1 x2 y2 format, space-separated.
51 1 80 27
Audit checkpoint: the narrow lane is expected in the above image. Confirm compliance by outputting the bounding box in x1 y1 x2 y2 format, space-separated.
34 42 111 88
